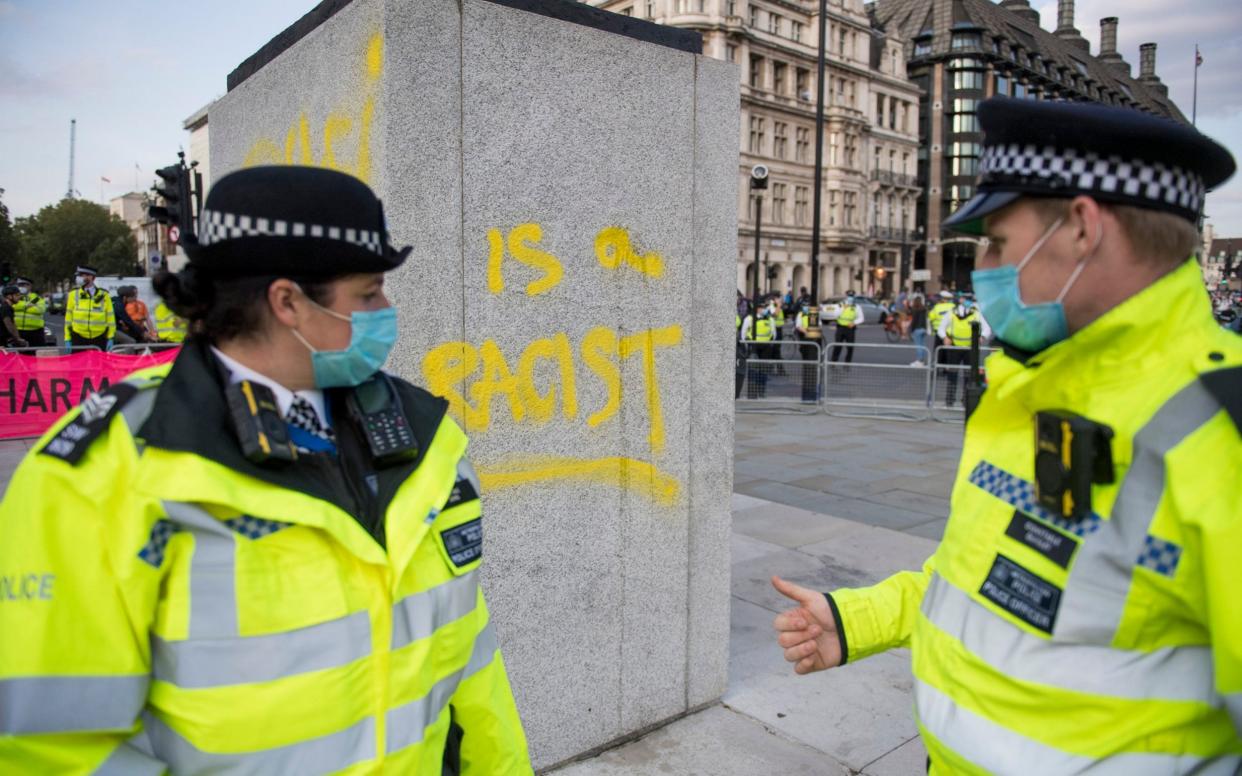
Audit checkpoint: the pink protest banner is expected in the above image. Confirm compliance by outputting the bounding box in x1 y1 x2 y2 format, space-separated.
0 349 181 440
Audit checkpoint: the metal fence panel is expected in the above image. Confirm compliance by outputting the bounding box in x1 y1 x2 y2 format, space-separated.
736 340 821 413
820 342 932 421
929 345 998 422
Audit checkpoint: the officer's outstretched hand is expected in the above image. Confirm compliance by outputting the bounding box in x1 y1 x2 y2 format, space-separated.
771 575 842 674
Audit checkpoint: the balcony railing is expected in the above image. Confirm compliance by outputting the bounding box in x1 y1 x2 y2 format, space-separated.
869 226 917 242
870 169 921 187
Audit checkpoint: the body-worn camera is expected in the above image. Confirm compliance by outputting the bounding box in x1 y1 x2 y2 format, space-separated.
226 380 298 465
1034 410 1114 521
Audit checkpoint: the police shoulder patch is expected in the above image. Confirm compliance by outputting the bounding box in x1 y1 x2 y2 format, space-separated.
1200 365 1242 433
39 382 140 465
440 518 482 569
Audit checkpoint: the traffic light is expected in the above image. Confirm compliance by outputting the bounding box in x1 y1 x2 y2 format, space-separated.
0 261 11 284
148 153 196 240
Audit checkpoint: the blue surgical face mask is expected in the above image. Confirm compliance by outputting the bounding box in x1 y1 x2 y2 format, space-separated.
291 291 398 388
971 216 1099 352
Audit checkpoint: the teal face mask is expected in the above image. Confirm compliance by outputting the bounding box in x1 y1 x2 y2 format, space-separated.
971 217 1094 353
292 293 398 388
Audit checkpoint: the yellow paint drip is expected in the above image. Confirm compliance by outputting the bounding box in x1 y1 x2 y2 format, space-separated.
479 456 681 506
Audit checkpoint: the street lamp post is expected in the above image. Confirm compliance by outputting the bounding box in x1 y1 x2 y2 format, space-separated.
750 164 768 312
805 0 828 341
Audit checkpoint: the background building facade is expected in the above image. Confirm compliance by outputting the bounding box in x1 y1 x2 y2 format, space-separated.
872 0 1187 290
590 0 921 300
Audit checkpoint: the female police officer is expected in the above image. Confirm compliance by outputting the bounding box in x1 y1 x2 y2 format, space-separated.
0 166 532 774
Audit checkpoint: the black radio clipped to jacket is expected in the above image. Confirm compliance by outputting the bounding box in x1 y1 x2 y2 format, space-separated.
1033 410 1114 521
226 380 298 465
346 374 419 466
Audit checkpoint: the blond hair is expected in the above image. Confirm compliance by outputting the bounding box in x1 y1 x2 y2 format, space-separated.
1029 198 1199 266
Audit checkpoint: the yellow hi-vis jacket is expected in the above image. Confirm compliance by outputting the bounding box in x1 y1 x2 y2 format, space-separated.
153 301 188 343
64 286 116 341
946 309 982 346
827 260 1242 773
13 292 46 333
0 340 532 774
928 300 954 335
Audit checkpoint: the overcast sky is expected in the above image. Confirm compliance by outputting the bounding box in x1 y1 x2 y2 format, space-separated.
2 0 1241 236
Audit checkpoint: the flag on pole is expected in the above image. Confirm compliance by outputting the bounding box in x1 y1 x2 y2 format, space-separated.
100 176 111 183
1196 47 1203 67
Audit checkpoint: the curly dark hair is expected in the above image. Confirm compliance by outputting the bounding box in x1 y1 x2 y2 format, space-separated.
152 265 340 344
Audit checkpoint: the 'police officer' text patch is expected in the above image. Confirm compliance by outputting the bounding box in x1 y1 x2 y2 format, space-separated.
979 554 1061 634
441 518 482 568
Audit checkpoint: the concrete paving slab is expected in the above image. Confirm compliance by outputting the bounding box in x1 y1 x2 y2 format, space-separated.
730 595 781 660
862 489 951 519
797 526 935 586
904 518 948 542
732 502 866 550
725 643 918 773
548 705 850 776
730 493 769 513
862 735 928 776
731 532 784 566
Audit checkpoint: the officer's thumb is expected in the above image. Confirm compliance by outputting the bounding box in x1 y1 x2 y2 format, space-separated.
771 575 815 606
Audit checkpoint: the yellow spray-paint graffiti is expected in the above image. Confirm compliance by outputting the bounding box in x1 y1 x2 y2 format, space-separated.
423 222 686 506
242 33 381 182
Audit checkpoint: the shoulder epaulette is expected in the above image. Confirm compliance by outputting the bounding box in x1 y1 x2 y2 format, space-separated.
39 375 163 465
1200 365 1242 434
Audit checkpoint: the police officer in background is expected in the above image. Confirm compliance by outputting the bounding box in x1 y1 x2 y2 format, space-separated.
794 302 818 403
0 166 532 773
771 98 1242 772
63 265 115 350
829 290 862 365
937 293 991 407
12 277 47 347
1 285 27 348
927 289 954 366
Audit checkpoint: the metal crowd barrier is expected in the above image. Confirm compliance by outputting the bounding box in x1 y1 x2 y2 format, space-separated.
821 342 933 421
736 340 821 414
111 342 182 355
1 345 102 356
929 345 998 423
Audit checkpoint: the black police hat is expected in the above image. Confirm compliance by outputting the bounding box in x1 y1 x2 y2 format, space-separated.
182 166 411 276
944 99 1236 235
2 285 19 297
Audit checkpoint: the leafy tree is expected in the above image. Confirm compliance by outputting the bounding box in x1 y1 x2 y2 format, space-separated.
0 189 19 282
14 198 137 291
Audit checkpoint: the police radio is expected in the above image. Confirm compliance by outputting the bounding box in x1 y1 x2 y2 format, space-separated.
226 380 298 465
346 374 419 465
1034 411 1114 521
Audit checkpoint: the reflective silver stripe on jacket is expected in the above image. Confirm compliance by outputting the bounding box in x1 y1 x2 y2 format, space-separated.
142 711 375 775
0 675 148 734
1056 381 1223 643
152 609 372 689
916 679 1242 775
1227 693 1242 733
390 570 480 651
922 574 1217 703
162 501 239 639
385 621 499 755
93 732 165 776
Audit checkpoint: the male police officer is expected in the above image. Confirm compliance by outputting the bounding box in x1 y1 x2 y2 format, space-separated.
63 265 115 350
937 294 991 407
12 278 47 346
0 167 532 773
771 98 1242 772
829 290 863 364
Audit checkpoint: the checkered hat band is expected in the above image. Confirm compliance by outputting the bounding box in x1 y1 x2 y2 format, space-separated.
979 144 1206 214
196 209 385 256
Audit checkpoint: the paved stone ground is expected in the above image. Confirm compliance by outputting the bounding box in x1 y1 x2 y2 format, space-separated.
552 412 963 775
1 411 964 775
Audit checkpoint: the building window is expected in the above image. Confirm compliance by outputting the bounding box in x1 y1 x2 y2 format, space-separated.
726 0 736 14
796 68 810 100
914 37 931 56
1013 81 1027 99
795 127 810 163
950 156 979 176
845 192 857 227
829 191 839 226
891 49 899 74
794 186 809 226
953 70 984 90
769 13 782 35
951 32 980 50
876 94 885 125
847 79 856 107
952 113 980 133
994 73 1010 96
838 28 847 57
646 0 656 17
790 21 804 42
748 5 759 27
726 45 737 63
772 62 787 95
749 115 766 153
829 131 839 165
844 132 857 168
619 6 633 15
772 183 787 225
902 151 910 175
888 96 897 129
889 149 896 171
773 121 788 158
873 146 882 172
749 54 763 88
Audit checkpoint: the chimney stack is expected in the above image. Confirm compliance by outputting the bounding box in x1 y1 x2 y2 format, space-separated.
1097 17 1130 76
999 0 1041 26
1139 42 1156 79
1055 0 1090 52
1099 17 1118 55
